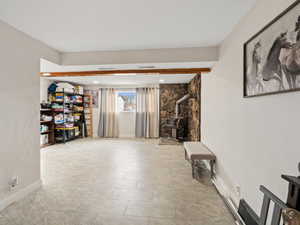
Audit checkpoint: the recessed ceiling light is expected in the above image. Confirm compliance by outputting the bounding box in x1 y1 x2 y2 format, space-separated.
93 81 100 84
43 73 51 76
159 79 165 83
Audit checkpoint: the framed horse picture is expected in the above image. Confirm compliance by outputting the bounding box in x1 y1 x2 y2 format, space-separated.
244 0 300 97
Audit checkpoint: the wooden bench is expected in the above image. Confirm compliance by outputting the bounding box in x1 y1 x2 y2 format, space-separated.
183 142 216 179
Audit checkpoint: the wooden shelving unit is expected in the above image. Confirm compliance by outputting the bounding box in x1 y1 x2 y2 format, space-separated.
40 108 55 148
49 89 85 143
84 94 93 137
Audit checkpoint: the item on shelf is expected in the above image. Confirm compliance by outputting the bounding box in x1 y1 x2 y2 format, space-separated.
52 104 72 113
41 114 53 122
40 101 51 109
75 127 80 136
49 94 55 102
74 113 81 121
71 95 83 103
53 109 64 112
75 86 84 95
56 82 75 93
74 106 84 112
65 114 74 123
64 96 71 103
48 83 58 94
40 125 49 133
54 114 64 124
65 123 74 128
55 128 76 142
52 103 63 109
55 130 65 142
55 95 64 102
49 92 64 102
56 123 74 129
64 108 72 113
40 134 49 145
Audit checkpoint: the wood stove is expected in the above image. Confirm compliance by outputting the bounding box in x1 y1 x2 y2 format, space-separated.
164 117 187 141
163 94 190 142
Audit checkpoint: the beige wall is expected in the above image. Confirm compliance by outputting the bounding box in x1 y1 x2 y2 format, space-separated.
61 47 218 65
118 112 136 138
40 78 52 103
0 20 60 210
202 0 299 214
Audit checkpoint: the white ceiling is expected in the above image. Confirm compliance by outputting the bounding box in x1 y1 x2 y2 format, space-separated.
0 0 256 52
45 74 196 86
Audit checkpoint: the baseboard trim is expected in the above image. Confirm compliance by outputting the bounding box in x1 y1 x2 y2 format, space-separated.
0 179 42 212
212 175 230 198
200 161 244 225
212 176 245 225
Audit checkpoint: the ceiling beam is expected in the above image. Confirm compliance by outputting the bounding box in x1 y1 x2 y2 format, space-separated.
41 68 211 77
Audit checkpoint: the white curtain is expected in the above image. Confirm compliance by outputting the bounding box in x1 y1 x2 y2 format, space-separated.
98 88 119 138
135 88 159 138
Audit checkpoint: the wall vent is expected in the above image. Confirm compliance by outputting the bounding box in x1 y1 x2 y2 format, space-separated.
138 65 156 69
97 67 116 70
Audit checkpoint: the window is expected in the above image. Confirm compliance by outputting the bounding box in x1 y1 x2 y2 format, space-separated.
117 91 136 112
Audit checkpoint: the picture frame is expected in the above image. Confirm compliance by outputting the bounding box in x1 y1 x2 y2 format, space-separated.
244 0 300 97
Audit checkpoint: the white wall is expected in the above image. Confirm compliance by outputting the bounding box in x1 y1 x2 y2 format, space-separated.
118 112 136 138
0 20 60 210
40 78 52 103
40 58 62 73
202 0 300 215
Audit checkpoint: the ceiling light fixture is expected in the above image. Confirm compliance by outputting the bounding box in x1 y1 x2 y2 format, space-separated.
43 73 51 76
159 79 165 83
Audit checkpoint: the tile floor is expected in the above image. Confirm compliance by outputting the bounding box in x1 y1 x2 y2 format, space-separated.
0 138 235 225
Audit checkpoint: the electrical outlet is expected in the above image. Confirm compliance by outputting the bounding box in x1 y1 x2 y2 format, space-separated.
9 176 19 191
